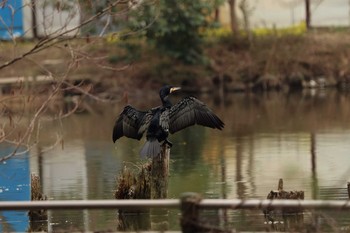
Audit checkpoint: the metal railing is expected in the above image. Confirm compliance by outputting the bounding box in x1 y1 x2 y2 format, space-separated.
1 198 350 211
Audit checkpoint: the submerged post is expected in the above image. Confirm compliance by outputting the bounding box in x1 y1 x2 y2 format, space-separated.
151 143 170 199
179 193 227 233
180 192 202 233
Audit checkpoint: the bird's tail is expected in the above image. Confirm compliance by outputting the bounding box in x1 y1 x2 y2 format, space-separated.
140 139 161 158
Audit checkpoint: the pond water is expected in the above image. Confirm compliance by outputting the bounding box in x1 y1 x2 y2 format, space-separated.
3 89 350 231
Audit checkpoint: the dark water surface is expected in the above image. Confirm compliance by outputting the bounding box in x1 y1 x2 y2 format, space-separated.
3 89 350 231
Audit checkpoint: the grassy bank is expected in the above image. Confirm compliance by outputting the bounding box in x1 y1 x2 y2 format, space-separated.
1 30 350 94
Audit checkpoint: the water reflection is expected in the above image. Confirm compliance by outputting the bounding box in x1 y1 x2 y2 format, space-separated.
24 89 350 231
0 144 30 232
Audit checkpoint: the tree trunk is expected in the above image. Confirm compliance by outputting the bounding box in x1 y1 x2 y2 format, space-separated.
214 8 220 22
305 0 311 30
30 0 38 38
228 0 238 35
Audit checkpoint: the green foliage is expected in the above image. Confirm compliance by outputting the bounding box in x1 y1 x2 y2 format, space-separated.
128 0 223 64
253 22 307 37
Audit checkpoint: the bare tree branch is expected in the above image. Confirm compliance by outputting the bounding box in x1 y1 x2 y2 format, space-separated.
0 0 155 162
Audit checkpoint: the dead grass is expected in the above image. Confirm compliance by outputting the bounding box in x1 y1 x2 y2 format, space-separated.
114 163 152 199
30 173 47 201
208 32 350 83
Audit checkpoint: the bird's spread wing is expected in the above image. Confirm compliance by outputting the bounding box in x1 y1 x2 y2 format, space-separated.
169 96 224 134
160 109 170 131
113 105 153 142
137 110 156 135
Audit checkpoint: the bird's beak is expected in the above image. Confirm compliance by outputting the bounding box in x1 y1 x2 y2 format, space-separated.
170 87 181 93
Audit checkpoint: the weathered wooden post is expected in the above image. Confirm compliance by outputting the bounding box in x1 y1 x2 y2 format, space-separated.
151 143 170 199
347 182 350 199
150 143 170 230
115 164 152 231
264 179 304 231
180 192 202 233
28 173 47 232
115 143 170 231
180 192 229 232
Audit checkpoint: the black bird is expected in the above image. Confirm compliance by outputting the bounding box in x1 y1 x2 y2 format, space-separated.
112 85 224 158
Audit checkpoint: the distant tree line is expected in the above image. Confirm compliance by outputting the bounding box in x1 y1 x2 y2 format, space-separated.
120 0 319 64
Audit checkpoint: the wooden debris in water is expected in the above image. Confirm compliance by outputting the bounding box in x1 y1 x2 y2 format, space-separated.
266 179 304 202
264 178 304 231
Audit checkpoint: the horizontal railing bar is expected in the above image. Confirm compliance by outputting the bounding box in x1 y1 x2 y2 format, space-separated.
0 75 54 85
200 199 350 209
0 200 180 210
0 199 350 211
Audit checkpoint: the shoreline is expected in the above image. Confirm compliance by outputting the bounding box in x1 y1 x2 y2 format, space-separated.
1 32 350 94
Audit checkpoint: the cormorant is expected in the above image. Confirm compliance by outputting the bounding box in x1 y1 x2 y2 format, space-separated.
112 85 224 158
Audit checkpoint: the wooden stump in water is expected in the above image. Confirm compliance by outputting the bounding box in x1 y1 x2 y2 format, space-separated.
151 143 170 199
114 163 151 200
115 164 152 231
150 143 170 231
180 192 231 233
264 179 304 231
28 173 48 232
115 143 170 231
265 179 304 212
180 192 202 233
115 143 170 200
266 179 304 202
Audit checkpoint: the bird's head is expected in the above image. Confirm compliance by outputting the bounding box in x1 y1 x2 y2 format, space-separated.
159 85 181 101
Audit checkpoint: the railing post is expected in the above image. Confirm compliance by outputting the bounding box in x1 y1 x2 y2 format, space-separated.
180 192 202 233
